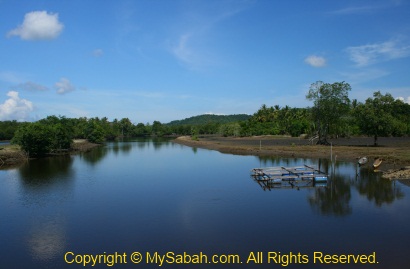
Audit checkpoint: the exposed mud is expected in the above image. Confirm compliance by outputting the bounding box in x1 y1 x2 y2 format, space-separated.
173 135 410 166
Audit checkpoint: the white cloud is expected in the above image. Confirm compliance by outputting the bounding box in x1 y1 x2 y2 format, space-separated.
169 2 252 69
346 39 410 67
304 55 327 67
339 69 390 84
0 71 25 84
397 96 410 104
7 11 64 41
55 78 75 94
330 5 383 15
135 91 165 98
0 91 34 121
205 111 226 115
171 34 196 65
92 49 104 57
329 1 402 15
11 81 49 92
170 33 216 69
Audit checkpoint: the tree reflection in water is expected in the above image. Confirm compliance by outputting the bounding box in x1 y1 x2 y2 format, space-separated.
355 168 404 206
18 155 74 183
309 174 352 216
309 164 406 216
79 146 108 166
254 156 407 216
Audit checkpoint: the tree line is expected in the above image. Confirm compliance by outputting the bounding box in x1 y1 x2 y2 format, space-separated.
246 82 409 145
2 81 410 156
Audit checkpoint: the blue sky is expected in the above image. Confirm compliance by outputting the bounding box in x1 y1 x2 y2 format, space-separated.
1 0 410 123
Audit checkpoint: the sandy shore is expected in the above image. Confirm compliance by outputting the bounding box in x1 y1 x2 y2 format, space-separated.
173 135 410 166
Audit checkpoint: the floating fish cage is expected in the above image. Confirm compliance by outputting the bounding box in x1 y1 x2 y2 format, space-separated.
250 165 328 189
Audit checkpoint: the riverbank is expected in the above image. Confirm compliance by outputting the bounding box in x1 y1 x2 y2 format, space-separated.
0 139 101 169
173 135 410 166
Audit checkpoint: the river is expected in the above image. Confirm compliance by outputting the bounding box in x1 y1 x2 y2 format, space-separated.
1 138 409 268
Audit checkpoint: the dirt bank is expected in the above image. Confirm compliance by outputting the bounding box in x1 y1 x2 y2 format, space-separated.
382 167 410 180
0 144 28 169
173 135 410 166
71 139 101 152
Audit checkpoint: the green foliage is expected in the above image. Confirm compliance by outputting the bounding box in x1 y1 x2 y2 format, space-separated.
0 120 22 140
191 127 199 140
100 117 116 140
306 81 351 144
71 117 88 138
52 123 73 149
12 122 54 157
152 121 163 136
119 118 133 137
86 119 106 144
219 122 241 137
134 122 149 136
6 88 410 152
11 116 74 156
167 114 251 126
353 91 408 146
246 105 310 137
38 116 73 149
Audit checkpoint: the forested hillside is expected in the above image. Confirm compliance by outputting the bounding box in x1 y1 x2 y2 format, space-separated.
167 114 251 126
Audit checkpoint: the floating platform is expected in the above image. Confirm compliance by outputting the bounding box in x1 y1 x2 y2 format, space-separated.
250 165 328 189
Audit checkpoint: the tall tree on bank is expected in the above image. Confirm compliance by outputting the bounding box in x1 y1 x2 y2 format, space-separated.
354 91 407 146
306 81 351 144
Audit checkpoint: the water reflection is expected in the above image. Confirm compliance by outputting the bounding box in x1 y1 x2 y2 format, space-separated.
355 168 404 206
398 179 410 188
111 141 132 155
257 156 333 174
1 140 409 269
18 155 74 183
309 174 352 216
11 156 72 265
27 216 66 261
151 137 172 150
79 146 108 165
253 157 406 216
76 138 175 166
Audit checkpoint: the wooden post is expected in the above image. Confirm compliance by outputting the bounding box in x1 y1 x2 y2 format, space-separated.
330 142 332 163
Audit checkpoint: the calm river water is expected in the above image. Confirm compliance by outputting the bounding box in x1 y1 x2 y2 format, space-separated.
1 138 409 268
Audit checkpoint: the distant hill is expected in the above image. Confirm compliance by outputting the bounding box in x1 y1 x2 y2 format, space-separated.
166 114 251 126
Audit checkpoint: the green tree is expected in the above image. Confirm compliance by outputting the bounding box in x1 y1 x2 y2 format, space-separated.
39 116 73 150
134 123 148 136
152 121 163 136
72 117 88 138
86 119 106 144
12 122 53 157
119 118 133 137
0 120 21 140
219 122 241 137
100 117 117 140
306 81 351 144
51 122 72 150
354 91 405 146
